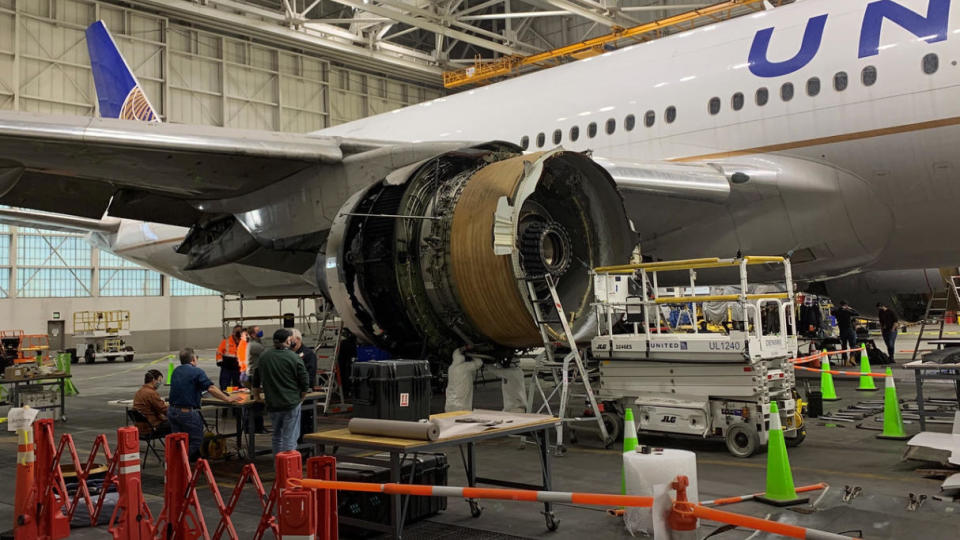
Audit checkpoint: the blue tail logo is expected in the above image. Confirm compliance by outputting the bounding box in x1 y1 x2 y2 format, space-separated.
85 21 159 122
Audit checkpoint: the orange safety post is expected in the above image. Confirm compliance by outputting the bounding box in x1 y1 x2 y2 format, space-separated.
291 478 655 508
14 420 38 540
701 482 828 507
306 456 338 540
108 426 155 539
256 451 304 540
279 489 317 540
34 419 70 539
667 476 698 539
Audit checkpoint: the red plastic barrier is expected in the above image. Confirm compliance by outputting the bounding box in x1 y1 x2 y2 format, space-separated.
214 463 268 540
34 419 71 539
256 451 304 540
306 456 338 540
108 426 155 539
280 489 317 539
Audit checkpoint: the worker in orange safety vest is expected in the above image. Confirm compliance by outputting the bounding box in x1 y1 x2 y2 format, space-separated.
216 324 244 390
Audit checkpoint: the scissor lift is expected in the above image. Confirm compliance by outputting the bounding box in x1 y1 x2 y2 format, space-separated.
73 310 134 363
591 256 804 457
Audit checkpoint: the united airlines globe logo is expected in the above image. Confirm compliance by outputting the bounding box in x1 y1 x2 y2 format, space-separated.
119 86 157 122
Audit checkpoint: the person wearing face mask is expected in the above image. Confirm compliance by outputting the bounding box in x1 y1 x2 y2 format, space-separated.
245 325 267 433
133 369 170 436
216 324 244 390
252 329 309 454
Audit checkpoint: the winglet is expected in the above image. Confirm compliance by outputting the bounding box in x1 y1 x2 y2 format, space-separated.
85 21 160 122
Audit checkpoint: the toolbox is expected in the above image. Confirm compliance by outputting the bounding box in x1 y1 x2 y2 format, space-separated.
336 452 448 535
351 360 432 421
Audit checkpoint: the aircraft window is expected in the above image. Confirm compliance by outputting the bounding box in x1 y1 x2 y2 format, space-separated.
780 82 794 101
834 71 848 91
553 129 562 145
520 136 529 150
625 114 636 131
665 106 677 123
569 125 580 141
862 65 877 86
923 53 939 74
588 122 598 138
644 110 655 127
806 77 821 97
536 132 545 147
731 92 744 111
708 97 721 115
606 118 616 135
755 87 769 106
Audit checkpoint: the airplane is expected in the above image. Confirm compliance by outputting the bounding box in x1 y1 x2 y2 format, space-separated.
0 0 955 357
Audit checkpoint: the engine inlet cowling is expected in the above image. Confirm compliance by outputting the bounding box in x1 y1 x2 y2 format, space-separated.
322 143 635 357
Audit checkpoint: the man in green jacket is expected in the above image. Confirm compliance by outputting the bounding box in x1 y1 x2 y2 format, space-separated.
252 328 309 453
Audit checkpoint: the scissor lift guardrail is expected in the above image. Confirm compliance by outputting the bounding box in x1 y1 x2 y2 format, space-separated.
589 256 803 457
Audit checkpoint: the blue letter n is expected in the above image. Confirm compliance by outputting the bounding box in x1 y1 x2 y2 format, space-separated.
860 0 951 58
749 14 829 78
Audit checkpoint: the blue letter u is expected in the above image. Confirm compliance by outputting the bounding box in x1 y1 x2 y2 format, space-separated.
749 14 829 78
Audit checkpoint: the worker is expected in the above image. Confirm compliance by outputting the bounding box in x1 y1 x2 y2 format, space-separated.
291 328 318 388
877 302 899 361
133 369 170 436
169 347 241 459
216 324 244 390
246 325 267 433
486 357 528 413
252 329 309 454
444 346 480 412
832 300 859 366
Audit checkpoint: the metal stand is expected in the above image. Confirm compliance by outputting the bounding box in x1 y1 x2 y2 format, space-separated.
524 274 610 453
911 276 960 362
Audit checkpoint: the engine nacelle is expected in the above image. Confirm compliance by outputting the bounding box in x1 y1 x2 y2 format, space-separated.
321 143 635 357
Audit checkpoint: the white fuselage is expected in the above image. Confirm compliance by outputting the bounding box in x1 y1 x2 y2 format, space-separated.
103 0 960 294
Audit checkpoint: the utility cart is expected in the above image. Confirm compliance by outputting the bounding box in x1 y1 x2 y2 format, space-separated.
590 256 805 457
73 310 135 363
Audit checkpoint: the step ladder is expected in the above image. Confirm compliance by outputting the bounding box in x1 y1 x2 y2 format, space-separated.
315 318 349 414
524 273 610 454
910 276 960 362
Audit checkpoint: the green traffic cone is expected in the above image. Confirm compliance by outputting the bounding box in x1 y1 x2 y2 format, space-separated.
878 367 910 440
755 402 808 507
57 353 79 396
166 357 175 385
622 408 638 495
820 352 839 401
857 344 877 391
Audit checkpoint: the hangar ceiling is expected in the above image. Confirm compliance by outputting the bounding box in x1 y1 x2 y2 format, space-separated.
132 0 788 86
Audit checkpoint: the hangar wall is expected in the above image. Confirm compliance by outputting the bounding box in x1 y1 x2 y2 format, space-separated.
0 0 444 353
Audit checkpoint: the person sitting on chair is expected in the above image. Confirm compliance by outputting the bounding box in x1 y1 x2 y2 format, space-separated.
133 369 171 436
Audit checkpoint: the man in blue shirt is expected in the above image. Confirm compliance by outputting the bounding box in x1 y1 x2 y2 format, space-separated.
168 347 240 459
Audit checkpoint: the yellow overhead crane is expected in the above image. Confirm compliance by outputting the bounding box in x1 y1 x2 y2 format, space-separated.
442 0 783 89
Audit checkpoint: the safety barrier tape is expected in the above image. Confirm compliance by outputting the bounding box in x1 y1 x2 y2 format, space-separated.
794 366 890 377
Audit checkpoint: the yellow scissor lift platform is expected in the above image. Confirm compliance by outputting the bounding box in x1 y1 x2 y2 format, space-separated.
73 310 134 364
590 256 804 457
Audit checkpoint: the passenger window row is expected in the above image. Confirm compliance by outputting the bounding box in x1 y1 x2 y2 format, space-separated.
519 53 940 151
520 105 678 150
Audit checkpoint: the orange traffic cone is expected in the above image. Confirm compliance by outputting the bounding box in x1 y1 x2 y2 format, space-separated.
14 422 38 539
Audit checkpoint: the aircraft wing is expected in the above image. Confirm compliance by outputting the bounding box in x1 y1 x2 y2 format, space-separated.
0 111 367 223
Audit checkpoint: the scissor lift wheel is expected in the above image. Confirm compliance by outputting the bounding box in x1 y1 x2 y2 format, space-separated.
725 422 760 458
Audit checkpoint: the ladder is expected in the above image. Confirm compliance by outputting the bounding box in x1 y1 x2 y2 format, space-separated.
315 318 348 413
524 274 610 453
910 276 960 361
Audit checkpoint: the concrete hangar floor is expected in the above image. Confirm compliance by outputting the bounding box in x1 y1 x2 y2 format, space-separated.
1 345 958 539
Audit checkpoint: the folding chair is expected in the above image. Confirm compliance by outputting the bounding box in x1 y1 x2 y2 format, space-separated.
126 409 165 469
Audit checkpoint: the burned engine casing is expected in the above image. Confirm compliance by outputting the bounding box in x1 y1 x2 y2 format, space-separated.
322 142 635 357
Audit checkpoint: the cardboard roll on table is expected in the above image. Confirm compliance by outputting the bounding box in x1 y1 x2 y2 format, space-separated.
348 417 440 441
